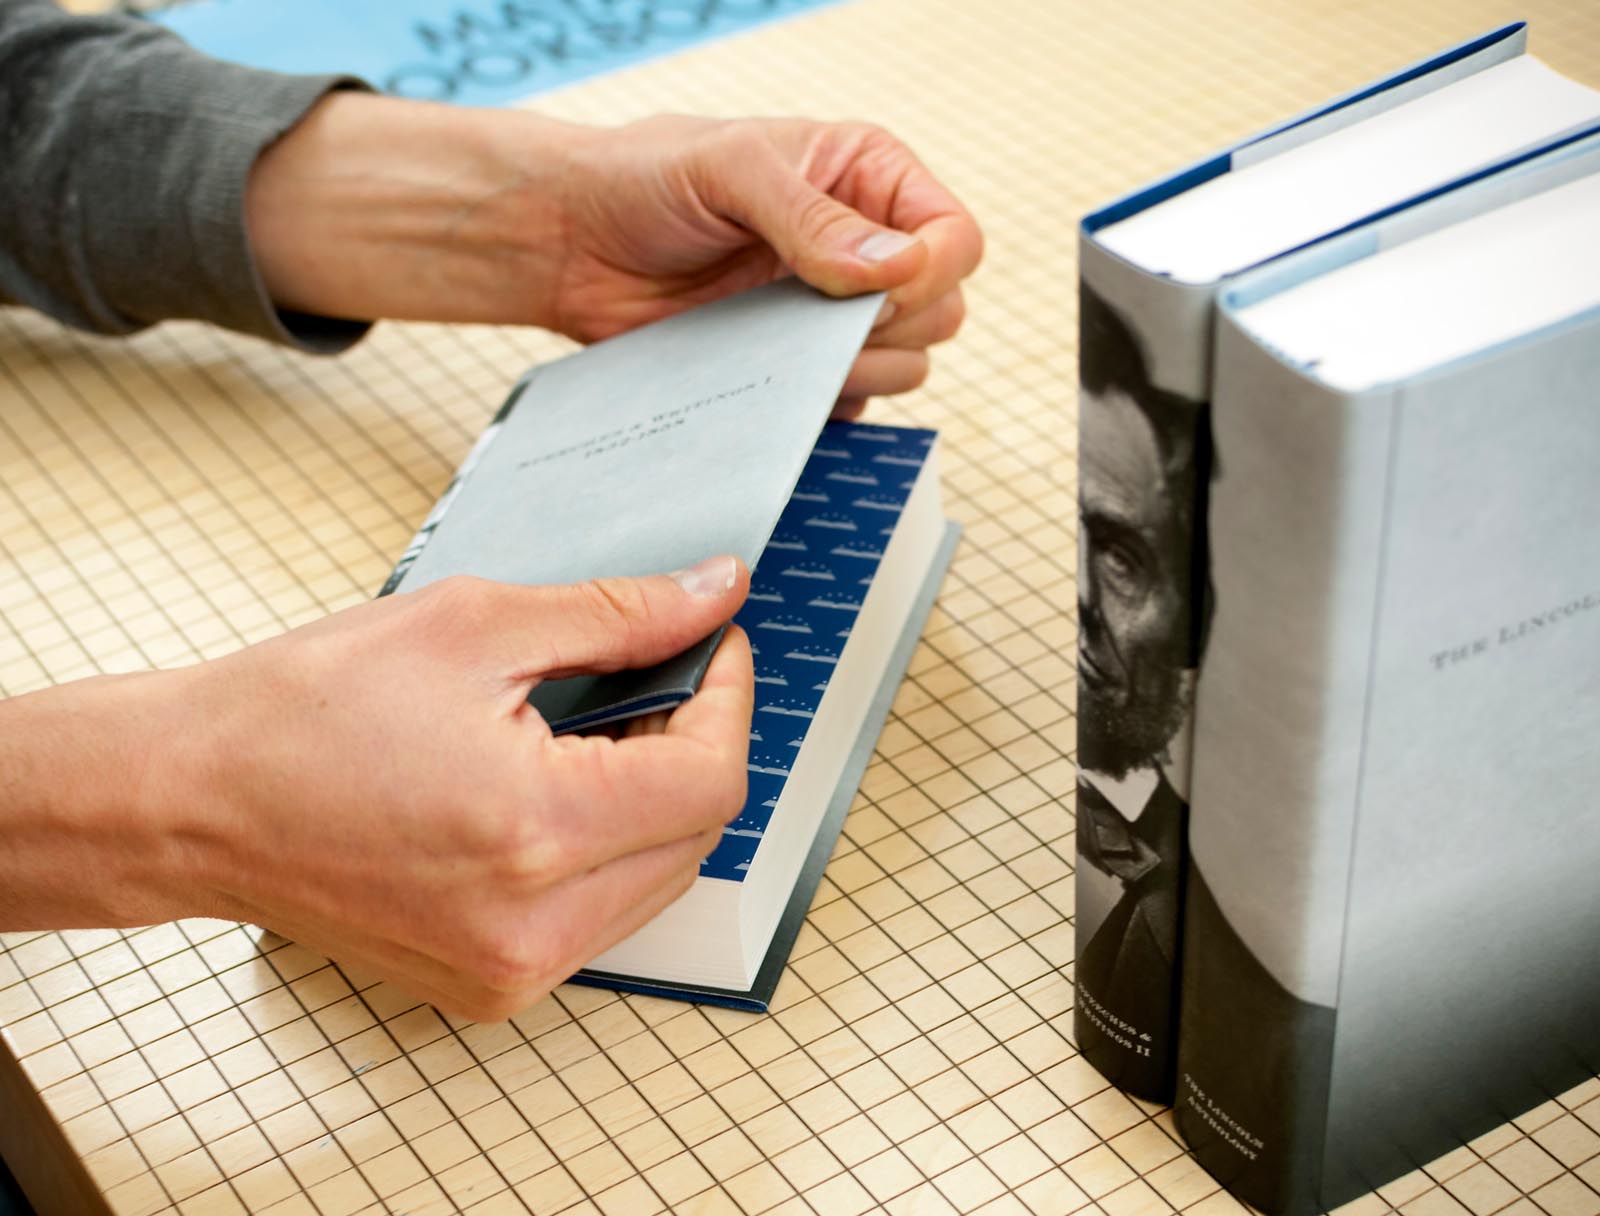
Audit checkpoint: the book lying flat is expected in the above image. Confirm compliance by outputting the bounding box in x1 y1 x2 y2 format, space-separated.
1177 133 1600 1215
575 421 955 1008
1072 22 1600 1102
381 282 958 1009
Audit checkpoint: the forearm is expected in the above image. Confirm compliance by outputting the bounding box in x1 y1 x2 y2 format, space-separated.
0 0 366 349
245 92 582 329
0 673 200 930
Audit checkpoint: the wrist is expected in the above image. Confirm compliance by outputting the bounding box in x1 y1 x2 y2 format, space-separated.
0 671 215 929
245 92 588 328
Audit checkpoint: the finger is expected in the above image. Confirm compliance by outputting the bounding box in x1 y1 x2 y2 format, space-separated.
407 558 749 687
831 396 870 421
538 627 755 860
232 826 723 1022
529 557 750 681
530 823 723 977
826 133 984 317
620 708 674 738
868 287 967 352
883 211 985 321
839 348 930 401
589 706 672 742
662 623 755 752
694 136 929 299
227 897 497 1022
459 824 721 1013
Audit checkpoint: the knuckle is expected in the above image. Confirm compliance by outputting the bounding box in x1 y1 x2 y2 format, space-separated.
716 116 765 154
845 119 895 150
562 578 656 671
794 189 855 245
469 775 546 862
935 291 967 343
898 351 932 392
504 831 573 885
697 119 771 191
493 797 588 885
580 576 652 635
467 929 562 998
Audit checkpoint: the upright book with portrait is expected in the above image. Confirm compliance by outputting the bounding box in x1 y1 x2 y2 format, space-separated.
1072 22 1600 1101
1175 134 1600 1215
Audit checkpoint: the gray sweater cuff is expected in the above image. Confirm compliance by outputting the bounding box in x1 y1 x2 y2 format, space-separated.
0 3 372 352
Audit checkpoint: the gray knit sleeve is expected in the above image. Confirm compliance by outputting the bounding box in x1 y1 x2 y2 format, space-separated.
0 0 372 352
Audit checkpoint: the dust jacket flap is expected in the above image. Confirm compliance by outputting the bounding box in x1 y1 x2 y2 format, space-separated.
380 279 883 732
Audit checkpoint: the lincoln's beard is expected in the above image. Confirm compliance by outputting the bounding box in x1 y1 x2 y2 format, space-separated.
1079 660 1192 780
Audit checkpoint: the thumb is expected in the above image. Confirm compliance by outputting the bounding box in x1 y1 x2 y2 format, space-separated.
707 147 928 298
528 555 749 681
431 556 749 684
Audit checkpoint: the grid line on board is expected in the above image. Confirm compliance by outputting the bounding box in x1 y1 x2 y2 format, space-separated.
4 0 1600 1213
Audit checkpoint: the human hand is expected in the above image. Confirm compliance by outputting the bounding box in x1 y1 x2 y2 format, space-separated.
0 559 753 1020
247 100 982 413
543 115 984 416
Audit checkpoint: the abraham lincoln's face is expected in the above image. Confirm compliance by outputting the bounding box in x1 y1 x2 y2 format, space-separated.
1077 385 1191 778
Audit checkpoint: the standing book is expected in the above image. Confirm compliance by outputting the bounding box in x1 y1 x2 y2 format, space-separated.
1073 21 1600 1101
382 279 959 1009
1175 133 1600 1214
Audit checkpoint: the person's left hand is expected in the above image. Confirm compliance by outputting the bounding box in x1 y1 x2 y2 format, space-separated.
248 101 983 414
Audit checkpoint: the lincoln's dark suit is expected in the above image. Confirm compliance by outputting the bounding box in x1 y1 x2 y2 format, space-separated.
1173 864 1335 1216
1074 773 1185 1101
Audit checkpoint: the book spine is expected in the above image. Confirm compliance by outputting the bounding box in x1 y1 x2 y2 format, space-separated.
1172 312 1396 1214
1072 237 1214 1102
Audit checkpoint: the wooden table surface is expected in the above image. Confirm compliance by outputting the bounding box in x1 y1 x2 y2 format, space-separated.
4 1 1600 1213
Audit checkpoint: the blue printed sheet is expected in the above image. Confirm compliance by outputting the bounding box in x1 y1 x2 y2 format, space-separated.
699 421 934 884
153 0 843 107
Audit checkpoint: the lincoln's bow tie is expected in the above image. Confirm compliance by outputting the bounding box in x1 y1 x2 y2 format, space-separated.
1078 779 1162 885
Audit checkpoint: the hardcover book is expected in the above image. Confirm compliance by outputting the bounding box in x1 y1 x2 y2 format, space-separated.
1175 134 1600 1214
577 420 955 1008
1073 23 1600 1101
383 281 958 1008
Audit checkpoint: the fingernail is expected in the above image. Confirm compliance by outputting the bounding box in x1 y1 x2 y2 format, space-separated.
857 230 918 263
671 555 738 598
873 298 897 327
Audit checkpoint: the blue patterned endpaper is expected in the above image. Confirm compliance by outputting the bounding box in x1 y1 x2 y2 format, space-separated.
699 421 934 884
152 0 845 109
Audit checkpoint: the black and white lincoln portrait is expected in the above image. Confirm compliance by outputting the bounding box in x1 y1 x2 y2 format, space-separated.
1074 280 1205 1093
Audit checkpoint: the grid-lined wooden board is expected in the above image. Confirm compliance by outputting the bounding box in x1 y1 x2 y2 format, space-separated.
5 1 1600 1213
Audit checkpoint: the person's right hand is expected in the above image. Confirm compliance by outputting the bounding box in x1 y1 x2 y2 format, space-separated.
0 557 753 1021
246 100 983 417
